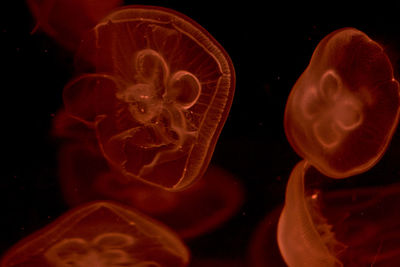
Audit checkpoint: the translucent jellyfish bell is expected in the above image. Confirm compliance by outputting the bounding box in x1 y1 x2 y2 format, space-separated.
284 28 400 178
0 201 189 267
63 5 235 191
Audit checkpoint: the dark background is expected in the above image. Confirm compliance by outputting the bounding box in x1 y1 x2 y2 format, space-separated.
2 1 400 265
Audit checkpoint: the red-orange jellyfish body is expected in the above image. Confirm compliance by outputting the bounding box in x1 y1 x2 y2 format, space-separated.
57 142 243 239
0 201 190 267
63 6 235 190
277 160 400 266
284 28 400 178
27 0 122 50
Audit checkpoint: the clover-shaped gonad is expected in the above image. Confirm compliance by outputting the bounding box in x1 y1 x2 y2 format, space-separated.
301 70 363 148
44 233 143 267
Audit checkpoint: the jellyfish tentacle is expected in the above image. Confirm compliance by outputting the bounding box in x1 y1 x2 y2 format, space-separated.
138 106 196 177
63 73 119 126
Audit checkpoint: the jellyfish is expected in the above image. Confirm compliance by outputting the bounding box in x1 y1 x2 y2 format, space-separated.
27 0 123 50
277 160 400 266
277 160 345 267
57 142 244 239
284 28 400 178
62 5 235 191
0 201 189 267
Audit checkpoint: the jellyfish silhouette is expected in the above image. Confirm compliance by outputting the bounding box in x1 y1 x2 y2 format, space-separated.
277 160 400 266
62 5 235 191
55 140 244 240
284 28 400 178
0 201 189 267
27 0 123 50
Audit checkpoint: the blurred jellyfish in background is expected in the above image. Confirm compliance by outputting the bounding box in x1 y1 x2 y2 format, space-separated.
93 166 244 240
27 0 123 50
284 28 400 178
248 206 286 267
1 201 189 267
54 137 244 240
62 5 235 191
